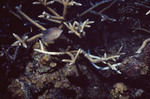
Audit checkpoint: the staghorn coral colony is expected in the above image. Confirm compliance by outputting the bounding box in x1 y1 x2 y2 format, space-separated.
0 0 150 98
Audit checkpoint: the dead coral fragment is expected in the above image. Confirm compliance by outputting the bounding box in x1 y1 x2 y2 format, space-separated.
8 80 25 99
111 83 129 99
8 79 32 99
63 19 94 37
40 54 50 65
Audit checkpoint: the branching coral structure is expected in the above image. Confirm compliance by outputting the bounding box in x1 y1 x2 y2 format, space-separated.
1 0 150 99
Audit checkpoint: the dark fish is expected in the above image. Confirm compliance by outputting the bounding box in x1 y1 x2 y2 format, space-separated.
42 27 63 42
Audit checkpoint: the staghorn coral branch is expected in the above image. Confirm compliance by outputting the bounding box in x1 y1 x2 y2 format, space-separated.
69 49 81 65
27 33 43 42
34 49 72 55
7 9 22 20
12 33 28 48
132 19 150 34
53 0 62 4
45 1 55 5
107 63 121 74
34 38 82 65
90 11 116 22
34 40 78 55
16 5 46 31
136 38 150 54
62 0 69 18
6 0 22 20
134 2 150 15
39 40 44 51
146 10 150 15
79 0 109 17
35 40 80 65
82 50 122 63
54 0 81 19
44 18 62 23
132 27 150 34
86 49 123 74
33 0 54 6
63 22 81 37
68 1 82 6
34 0 82 29
44 14 64 20
82 47 124 63
80 0 118 18
34 44 123 73
81 19 94 30
64 20 94 37
38 11 64 23
66 52 74 60
62 49 81 65
33 0 60 16
12 32 43 48
11 33 43 48
135 2 150 8
98 0 119 14
53 0 82 6
46 6 60 16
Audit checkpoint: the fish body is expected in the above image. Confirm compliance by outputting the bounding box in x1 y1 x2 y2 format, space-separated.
42 27 63 42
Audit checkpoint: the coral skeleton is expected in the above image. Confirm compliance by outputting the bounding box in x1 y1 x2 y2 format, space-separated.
12 33 43 48
132 25 150 34
62 49 82 65
135 2 150 9
34 0 82 26
82 49 124 74
63 19 94 37
136 38 150 54
90 11 116 22
79 0 110 17
134 2 150 15
79 0 118 17
33 0 60 16
132 19 150 34
34 40 78 55
34 40 124 73
81 48 124 64
38 11 63 24
33 0 54 6
146 10 150 15
90 62 121 74
3 0 150 98
16 5 46 31
98 0 119 14
12 33 28 48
